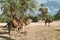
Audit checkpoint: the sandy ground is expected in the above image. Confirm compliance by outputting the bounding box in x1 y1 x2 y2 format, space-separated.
0 21 60 40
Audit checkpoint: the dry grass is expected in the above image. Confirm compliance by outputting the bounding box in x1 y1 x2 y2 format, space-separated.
0 21 60 40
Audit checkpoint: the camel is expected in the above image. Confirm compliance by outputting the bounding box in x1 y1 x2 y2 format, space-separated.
45 18 53 27
4 17 31 36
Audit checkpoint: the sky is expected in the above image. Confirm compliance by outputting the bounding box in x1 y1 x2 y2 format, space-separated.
37 0 60 8
37 0 60 4
35 0 60 16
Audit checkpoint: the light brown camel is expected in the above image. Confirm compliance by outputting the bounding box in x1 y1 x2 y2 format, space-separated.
18 18 31 34
4 17 31 36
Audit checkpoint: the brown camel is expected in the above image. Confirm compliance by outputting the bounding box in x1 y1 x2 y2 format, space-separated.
45 18 53 27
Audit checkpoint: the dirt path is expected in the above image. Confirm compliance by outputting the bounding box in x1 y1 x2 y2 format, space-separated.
0 21 60 40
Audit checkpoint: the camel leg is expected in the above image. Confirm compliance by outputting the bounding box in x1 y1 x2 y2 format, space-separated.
22 26 26 32
45 22 47 27
8 26 11 36
18 26 22 32
48 22 50 27
20 26 27 35
8 24 13 36
16 28 18 32
18 28 20 32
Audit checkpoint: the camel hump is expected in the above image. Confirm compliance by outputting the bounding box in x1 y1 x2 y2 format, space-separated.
11 19 18 28
45 18 53 23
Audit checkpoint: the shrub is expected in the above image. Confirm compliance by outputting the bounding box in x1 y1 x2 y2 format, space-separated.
0 16 8 23
32 16 40 22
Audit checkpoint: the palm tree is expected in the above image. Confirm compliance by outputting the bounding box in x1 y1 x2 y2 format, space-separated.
2 0 20 18
2 0 37 20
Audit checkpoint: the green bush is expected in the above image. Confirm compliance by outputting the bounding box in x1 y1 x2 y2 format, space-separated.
0 16 8 23
23 15 30 20
54 13 60 20
31 16 40 22
54 10 60 20
0 18 6 23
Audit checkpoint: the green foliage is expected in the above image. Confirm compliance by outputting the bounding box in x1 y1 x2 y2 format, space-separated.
0 16 8 23
31 15 40 22
3 0 37 19
0 18 5 22
37 13 54 20
54 10 60 20
23 14 30 20
39 3 54 20
39 3 49 19
46 14 54 20
40 3 45 7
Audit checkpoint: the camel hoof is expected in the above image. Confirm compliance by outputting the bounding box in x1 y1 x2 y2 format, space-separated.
24 31 27 35
9 34 13 36
21 31 27 35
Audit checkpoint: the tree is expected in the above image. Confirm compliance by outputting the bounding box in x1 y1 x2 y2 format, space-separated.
40 3 45 7
2 0 37 20
31 16 39 22
2 0 19 19
54 9 60 20
39 3 49 19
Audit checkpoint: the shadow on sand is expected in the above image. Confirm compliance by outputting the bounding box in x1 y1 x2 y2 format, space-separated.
0 32 15 40
0 36 15 40
0 30 15 40
0 31 8 34
55 29 60 31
